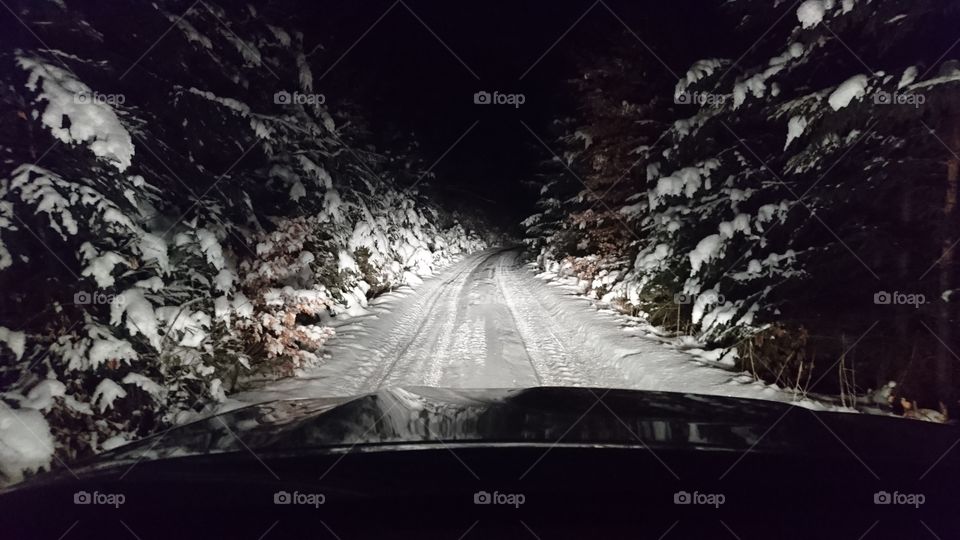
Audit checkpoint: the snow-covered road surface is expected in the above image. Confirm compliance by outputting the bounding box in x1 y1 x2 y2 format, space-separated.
231 248 817 407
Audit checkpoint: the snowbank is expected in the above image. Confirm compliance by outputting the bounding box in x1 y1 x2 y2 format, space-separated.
0 403 54 484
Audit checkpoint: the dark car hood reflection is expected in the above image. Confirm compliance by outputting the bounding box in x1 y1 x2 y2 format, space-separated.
75 386 949 473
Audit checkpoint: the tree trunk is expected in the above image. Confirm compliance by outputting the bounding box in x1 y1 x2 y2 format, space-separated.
889 183 912 388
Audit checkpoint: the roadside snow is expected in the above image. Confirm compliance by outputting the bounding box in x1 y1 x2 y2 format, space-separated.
0 402 54 484
230 249 833 411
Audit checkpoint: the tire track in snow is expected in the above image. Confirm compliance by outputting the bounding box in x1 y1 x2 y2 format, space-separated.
493 253 543 386
233 248 812 409
494 251 590 385
367 249 509 390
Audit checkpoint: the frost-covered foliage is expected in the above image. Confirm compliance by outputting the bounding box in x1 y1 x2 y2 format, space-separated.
0 0 484 484
524 0 960 414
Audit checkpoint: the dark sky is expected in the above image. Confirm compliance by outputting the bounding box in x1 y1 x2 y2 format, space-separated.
285 1 730 225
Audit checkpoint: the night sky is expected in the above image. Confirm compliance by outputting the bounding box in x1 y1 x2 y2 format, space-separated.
283 0 734 226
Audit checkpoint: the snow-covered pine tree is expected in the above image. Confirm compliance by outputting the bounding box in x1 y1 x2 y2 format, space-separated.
0 0 486 484
523 0 960 414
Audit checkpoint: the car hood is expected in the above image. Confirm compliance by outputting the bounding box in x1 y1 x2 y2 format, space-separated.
9 386 959 488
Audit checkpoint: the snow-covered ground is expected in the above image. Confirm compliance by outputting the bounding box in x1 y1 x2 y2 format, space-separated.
229 248 829 409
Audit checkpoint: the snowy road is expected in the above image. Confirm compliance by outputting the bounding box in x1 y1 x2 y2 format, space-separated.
232 248 811 406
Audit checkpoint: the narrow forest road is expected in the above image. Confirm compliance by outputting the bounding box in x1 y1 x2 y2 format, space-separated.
231 248 814 407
